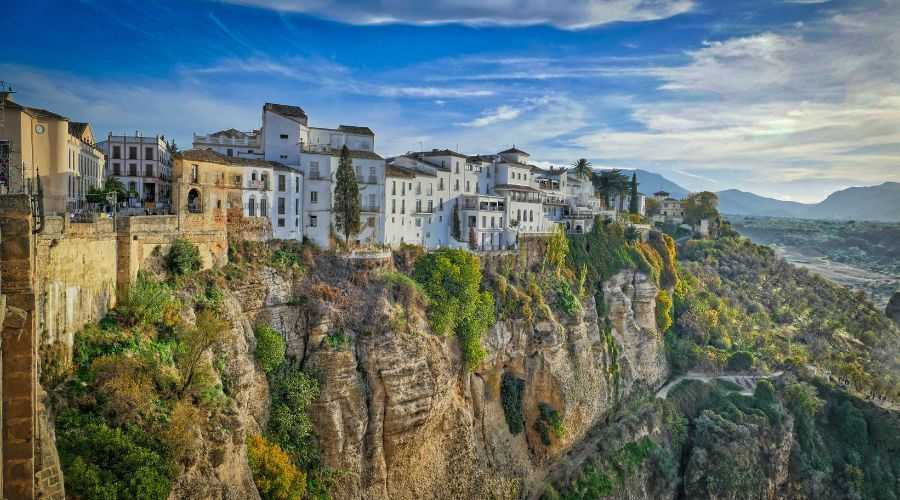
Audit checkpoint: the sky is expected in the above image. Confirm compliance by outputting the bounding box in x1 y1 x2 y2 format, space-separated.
3 0 900 203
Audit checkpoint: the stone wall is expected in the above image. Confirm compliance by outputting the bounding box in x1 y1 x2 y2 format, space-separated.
0 194 37 500
36 217 118 378
227 216 272 242
116 215 228 291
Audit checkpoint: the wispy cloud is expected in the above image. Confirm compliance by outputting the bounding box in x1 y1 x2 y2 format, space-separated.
459 105 522 127
219 0 695 30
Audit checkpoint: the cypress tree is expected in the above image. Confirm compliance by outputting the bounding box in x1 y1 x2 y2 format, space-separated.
629 172 640 215
451 201 462 240
333 145 361 247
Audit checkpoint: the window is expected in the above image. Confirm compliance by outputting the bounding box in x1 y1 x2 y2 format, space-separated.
278 218 285 227
310 191 318 203
278 175 286 191
278 197 286 215
367 216 376 228
416 200 422 213
439 198 444 210
482 216 486 228
455 161 459 174
227 148 233 157
427 183 433 195
309 215 318 227
415 218 421 227
401 182 406 195
248 198 256 216
128 146 137 160
439 178 444 190
309 161 320 179
295 199 299 215
260 198 268 217
466 181 470 192
454 179 460 191
416 182 421 195
392 181 396 195
113 162 121 176
392 199 396 214
145 165 153 177
112 146 121 159
190 164 198 183
401 199 406 214
368 166 376 184
280 134 289 139
295 177 300 193
129 164 138 176
145 147 154 160
427 200 433 212
368 194 376 210
280 155 288 160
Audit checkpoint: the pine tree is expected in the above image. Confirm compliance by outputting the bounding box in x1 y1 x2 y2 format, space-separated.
333 145 361 247
629 172 640 215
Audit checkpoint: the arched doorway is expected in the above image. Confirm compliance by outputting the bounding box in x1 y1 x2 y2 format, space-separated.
187 188 202 213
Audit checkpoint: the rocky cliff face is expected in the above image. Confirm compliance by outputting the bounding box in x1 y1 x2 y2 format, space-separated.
203 263 668 500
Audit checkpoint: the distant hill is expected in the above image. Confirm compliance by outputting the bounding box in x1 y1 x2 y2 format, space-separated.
595 169 691 199
717 182 900 222
633 169 691 199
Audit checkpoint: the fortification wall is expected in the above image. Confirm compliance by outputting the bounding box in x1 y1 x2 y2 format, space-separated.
36 217 118 376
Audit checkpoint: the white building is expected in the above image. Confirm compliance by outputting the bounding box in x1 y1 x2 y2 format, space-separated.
98 133 172 212
194 102 385 247
192 128 263 160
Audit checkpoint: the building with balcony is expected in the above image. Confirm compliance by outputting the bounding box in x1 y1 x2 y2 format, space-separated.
98 133 172 213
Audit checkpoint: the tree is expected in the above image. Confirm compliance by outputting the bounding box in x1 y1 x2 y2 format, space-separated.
451 201 462 241
683 191 719 226
629 172 640 214
469 226 478 251
571 158 593 181
333 145 361 247
177 308 228 396
593 169 629 210
645 197 661 217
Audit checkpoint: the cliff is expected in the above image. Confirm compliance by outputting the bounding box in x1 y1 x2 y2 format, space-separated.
196 256 668 500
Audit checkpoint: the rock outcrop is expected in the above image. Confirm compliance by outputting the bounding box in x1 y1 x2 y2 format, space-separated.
887 291 900 325
203 265 667 500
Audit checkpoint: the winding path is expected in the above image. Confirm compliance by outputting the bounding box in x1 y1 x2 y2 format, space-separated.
655 371 785 399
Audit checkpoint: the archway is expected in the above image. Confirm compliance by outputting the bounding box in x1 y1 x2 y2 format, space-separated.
187 188 202 213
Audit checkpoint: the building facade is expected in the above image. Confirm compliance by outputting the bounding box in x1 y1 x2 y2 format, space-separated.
0 95 104 215
97 134 172 213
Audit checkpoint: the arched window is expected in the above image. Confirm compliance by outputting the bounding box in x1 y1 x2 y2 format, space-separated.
187 188 202 213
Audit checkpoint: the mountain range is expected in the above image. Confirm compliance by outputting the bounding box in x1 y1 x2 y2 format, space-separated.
625 170 900 223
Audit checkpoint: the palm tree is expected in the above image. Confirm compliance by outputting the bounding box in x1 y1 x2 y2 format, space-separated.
571 158 593 181
593 169 629 210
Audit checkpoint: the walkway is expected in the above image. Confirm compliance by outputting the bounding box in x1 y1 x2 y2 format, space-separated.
655 371 784 399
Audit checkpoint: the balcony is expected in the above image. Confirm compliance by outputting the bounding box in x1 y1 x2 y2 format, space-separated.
247 180 270 190
361 205 382 213
356 175 379 185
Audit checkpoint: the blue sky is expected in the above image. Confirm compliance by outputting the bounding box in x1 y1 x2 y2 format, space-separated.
4 0 899 202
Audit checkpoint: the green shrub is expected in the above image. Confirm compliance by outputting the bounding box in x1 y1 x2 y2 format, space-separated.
535 402 565 445
56 409 172 500
247 434 307 500
413 249 495 371
725 351 754 372
254 324 286 374
556 281 581 315
501 373 525 434
656 290 673 333
267 367 321 468
166 238 201 276
119 273 175 327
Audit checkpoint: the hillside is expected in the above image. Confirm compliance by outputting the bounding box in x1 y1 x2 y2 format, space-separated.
718 182 900 222
45 227 900 500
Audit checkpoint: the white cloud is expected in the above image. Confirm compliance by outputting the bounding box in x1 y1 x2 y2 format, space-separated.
220 0 695 30
568 2 900 201
459 105 522 127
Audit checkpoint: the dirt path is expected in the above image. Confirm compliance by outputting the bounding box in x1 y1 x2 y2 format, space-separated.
655 371 784 399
